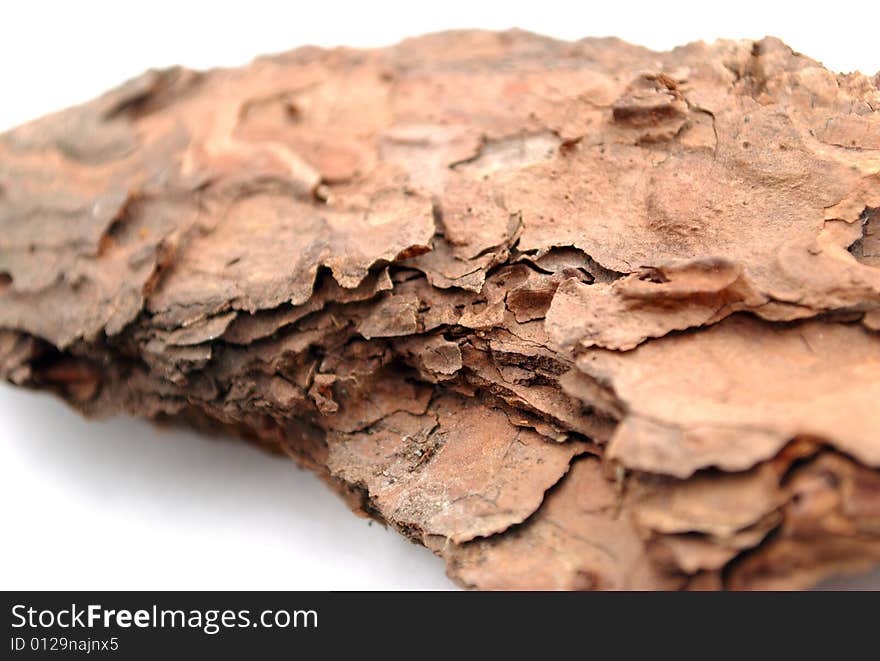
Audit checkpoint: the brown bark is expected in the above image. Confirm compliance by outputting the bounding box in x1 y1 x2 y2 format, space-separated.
2 30 880 589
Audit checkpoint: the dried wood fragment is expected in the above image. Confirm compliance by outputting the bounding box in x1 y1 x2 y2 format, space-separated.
2 31 880 589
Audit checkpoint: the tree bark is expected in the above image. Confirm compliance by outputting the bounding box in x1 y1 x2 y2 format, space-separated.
2 30 880 589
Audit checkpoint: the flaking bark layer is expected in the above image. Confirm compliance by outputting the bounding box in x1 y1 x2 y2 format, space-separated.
2 31 880 589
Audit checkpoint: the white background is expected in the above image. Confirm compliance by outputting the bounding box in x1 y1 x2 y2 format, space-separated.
2 0 879 589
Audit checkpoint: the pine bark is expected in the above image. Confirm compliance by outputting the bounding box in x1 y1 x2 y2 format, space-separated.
2 31 880 589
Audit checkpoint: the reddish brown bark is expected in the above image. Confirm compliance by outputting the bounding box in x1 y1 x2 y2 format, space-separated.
2 31 879 589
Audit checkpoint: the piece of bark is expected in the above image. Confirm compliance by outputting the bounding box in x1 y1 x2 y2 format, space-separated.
2 30 880 590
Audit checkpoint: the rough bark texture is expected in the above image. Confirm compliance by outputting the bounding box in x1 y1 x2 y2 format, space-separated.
2 30 880 589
